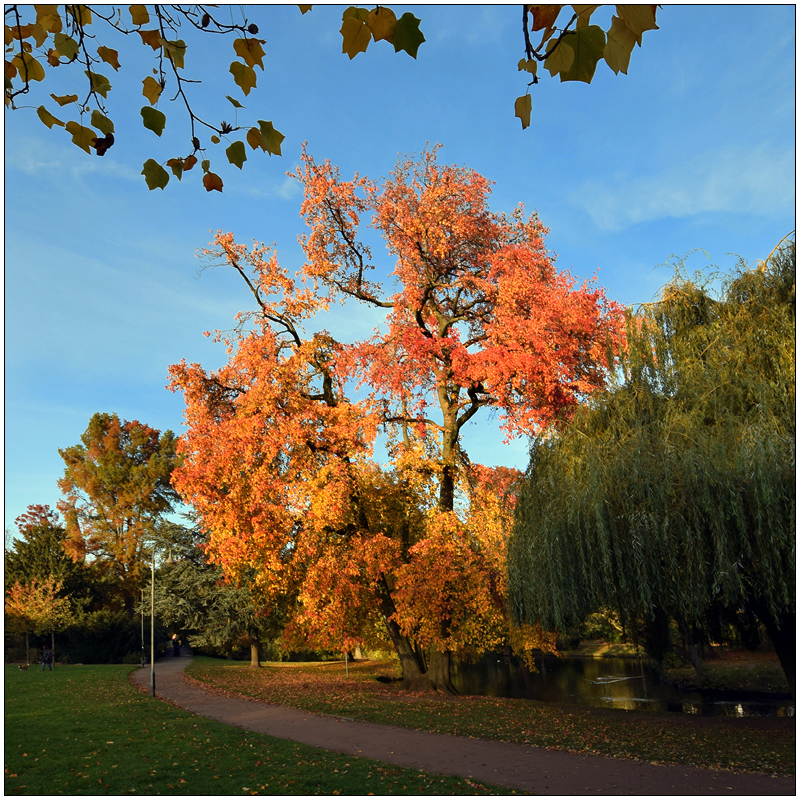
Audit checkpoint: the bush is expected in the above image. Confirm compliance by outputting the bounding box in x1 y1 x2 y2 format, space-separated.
62 609 144 664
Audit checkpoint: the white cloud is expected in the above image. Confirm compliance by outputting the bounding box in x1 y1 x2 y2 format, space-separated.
571 143 795 231
6 135 141 181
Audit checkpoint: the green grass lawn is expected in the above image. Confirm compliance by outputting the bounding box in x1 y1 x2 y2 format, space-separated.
3 665 511 796
185 657 795 777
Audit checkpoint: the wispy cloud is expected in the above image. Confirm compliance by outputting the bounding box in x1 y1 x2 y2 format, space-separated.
6 135 141 181
571 143 795 231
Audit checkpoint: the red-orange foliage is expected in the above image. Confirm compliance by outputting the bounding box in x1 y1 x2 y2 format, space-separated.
169 147 623 689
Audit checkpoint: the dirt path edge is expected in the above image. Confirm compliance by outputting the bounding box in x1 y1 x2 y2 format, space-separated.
129 656 795 796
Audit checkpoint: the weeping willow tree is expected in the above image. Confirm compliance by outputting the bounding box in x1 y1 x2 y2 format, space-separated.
508 235 795 689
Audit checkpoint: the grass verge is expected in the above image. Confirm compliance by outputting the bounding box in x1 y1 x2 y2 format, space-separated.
185 657 795 777
3 665 513 796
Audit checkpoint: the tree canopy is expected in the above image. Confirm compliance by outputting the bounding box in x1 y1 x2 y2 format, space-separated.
168 147 623 689
5 4 659 191
57 412 181 613
508 235 796 686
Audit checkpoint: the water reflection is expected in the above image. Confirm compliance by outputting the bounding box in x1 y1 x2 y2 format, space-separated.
450 655 795 718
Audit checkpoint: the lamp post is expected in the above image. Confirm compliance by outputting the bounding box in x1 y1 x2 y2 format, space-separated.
148 540 174 698
140 588 145 668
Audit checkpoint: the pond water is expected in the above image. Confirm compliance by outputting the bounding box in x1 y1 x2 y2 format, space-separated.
450 655 795 718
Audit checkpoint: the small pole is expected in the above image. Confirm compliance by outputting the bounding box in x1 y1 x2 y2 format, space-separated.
140 588 145 667
150 546 156 697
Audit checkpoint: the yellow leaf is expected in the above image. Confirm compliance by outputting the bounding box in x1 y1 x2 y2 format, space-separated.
166 157 184 180
90 109 114 135
603 14 637 75
203 172 224 192
12 52 45 82
367 7 397 42
67 5 92 25
246 127 262 150
141 75 162 105
233 37 266 70
210 134 220 144
229 61 256 95
514 94 532 130
544 38 574 78
616 4 658 46
129 4 150 25
35 5 63 34
572 5 599 28
517 58 538 77
36 105 64 128
163 39 186 69
28 23 49 48
340 12 371 59
65 120 95 153
50 92 78 106
97 46 120 71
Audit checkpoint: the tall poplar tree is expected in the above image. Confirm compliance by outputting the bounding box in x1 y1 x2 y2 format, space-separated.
509 237 795 689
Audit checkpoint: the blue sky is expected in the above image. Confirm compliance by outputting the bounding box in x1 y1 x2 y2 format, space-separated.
4 4 795 534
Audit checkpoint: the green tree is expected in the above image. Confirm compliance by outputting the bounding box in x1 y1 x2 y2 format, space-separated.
508 236 796 689
4 5 657 191
57 412 181 614
4 505 88 598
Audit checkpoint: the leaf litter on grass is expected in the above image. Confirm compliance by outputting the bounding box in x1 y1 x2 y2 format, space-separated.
185 657 795 776
3 665 515 795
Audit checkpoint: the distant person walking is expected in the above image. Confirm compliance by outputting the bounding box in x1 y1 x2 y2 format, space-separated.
41 645 53 671
172 633 180 657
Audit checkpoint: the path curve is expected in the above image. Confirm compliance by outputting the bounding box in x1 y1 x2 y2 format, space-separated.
130 655 795 796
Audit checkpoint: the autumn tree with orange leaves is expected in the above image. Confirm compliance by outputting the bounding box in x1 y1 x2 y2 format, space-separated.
169 147 624 691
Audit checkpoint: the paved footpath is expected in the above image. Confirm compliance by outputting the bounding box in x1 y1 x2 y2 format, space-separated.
131 656 795 796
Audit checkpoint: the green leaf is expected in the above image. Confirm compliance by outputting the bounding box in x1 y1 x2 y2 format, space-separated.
229 61 257 96
226 140 247 169
257 120 284 156
140 106 166 136
36 106 64 129
514 95 532 130
90 109 114 135
226 95 245 109
201 159 210 173
53 33 79 61
142 76 162 105
392 13 425 58
85 70 111 98
141 159 170 190
603 14 638 75
544 38 574 78
558 26 605 83
65 121 95 154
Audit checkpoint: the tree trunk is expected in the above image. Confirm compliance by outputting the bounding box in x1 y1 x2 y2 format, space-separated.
752 604 795 696
249 641 261 668
51 629 56 669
